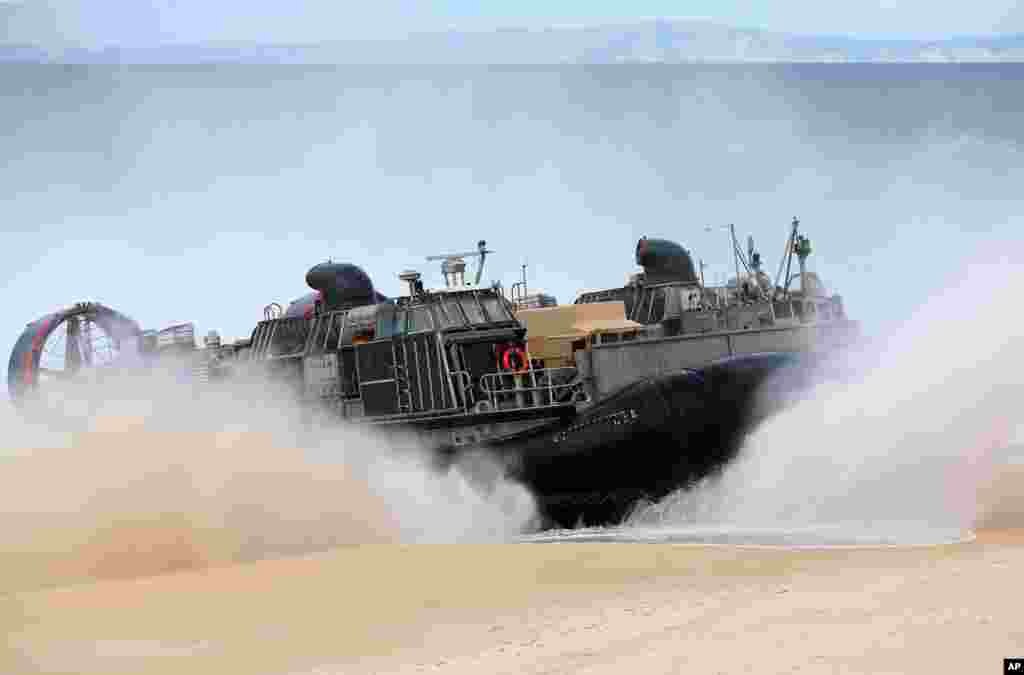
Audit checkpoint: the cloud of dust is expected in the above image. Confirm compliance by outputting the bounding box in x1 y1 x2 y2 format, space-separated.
627 237 1024 538
0 367 540 593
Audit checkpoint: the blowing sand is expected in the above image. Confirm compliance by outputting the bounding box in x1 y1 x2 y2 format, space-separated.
3 464 1022 675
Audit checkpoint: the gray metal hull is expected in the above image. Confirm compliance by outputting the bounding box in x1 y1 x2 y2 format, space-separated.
580 319 859 398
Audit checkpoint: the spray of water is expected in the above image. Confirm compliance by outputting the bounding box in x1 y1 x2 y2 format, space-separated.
0 367 540 592
625 238 1024 543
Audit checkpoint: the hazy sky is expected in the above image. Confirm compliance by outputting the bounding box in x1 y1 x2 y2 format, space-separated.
2 0 1023 47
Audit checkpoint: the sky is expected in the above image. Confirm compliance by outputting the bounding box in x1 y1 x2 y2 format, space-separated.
2 0 1024 47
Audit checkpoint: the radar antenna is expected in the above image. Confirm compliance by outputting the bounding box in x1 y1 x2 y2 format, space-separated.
426 240 494 288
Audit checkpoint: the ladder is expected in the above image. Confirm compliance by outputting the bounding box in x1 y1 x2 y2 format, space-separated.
392 339 413 414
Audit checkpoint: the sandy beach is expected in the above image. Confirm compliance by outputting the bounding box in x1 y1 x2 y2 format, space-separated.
3 463 1022 675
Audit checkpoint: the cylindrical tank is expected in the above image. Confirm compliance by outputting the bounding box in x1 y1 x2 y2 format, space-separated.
635 237 698 283
305 262 380 310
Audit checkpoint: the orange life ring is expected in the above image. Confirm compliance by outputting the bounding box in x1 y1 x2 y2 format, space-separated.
502 347 529 374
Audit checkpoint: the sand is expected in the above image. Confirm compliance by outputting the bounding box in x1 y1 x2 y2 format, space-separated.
3 464 1023 675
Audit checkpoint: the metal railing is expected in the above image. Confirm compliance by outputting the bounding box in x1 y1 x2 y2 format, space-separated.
479 367 583 410
448 370 474 407
248 317 310 360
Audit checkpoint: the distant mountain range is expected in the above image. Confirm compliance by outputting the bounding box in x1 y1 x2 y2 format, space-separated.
3 20 1024 63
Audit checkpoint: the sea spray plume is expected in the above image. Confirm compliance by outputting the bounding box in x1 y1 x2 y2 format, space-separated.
626 237 1024 539
0 365 540 592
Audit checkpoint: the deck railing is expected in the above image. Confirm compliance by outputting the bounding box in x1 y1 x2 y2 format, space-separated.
478 367 584 411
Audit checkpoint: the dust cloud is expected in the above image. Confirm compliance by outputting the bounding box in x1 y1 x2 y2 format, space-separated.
0 371 539 593
627 238 1024 541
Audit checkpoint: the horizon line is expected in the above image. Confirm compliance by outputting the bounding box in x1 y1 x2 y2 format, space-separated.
3 17 1024 51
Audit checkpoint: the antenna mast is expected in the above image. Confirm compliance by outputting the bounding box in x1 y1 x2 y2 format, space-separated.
774 217 800 300
426 240 494 289
729 224 742 300
509 263 528 307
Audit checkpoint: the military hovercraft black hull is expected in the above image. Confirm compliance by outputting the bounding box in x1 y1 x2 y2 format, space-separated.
461 351 839 528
